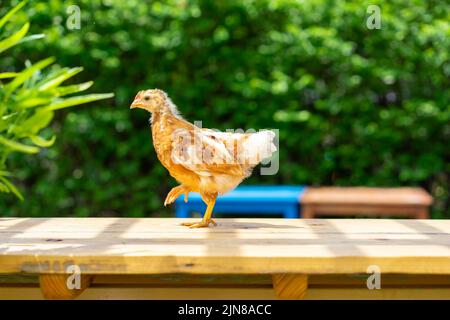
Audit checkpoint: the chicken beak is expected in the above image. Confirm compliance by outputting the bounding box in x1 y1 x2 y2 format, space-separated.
131 91 145 109
130 101 140 109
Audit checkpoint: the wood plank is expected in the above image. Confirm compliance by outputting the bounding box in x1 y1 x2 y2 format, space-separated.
1 273 450 287
302 187 433 206
272 274 308 299
39 274 91 299
308 205 426 215
1 272 449 300
0 287 449 300
0 218 449 275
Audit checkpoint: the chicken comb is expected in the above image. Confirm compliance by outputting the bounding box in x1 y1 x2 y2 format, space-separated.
134 91 144 100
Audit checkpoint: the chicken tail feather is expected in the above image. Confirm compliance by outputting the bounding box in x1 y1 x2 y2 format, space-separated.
240 130 277 167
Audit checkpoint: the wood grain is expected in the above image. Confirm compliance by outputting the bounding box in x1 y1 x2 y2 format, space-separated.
1 272 449 299
3 273 450 287
302 187 433 205
0 218 449 275
272 274 308 299
301 187 432 219
39 274 91 299
1 287 449 300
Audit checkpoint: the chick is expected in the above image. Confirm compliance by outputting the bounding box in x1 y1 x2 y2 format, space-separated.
131 89 277 228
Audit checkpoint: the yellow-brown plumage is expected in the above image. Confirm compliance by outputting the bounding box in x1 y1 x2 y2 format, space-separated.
131 89 276 228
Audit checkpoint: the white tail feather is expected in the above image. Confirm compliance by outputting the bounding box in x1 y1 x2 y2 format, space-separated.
240 130 277 165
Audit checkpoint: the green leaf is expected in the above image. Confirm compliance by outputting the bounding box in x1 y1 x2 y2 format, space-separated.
13 110 54 136
0 135 39 154
5 57 55 93
0 72 18 79
18 34 45 45
42 93 115 111
0 22 29 54
0 176 23 201
30 135 56 147
38 67 83 91
54 81 93 96
0 170 12 177
18 96 53 108
0 0 27 29
0 181 9 193
0 114 17 132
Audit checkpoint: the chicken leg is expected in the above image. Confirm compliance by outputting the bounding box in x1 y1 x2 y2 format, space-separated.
182 192 217 228
164 185 189 206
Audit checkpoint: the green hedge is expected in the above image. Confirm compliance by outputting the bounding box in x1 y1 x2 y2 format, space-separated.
1 0 448 217
0 1 114 201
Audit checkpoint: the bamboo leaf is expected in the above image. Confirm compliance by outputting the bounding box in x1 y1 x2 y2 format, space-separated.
0 135 39 154
13 110 54 136
0 72 18 79
29 135 56 147
5 57 55 93
0 176 23 201
18 33 45 45
42 93 114 111
0 181 9 193
38 67 83 91
18 96 53 108
0 22 29 54
54 81 93 96
0 0 27 29
0 170 12 177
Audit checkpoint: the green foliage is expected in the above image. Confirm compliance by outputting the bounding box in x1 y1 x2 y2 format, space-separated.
0 0 448 217
0 1 113 200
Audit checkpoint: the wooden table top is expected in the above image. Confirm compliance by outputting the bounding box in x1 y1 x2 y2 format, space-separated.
1 218 449 275
302 187 433 205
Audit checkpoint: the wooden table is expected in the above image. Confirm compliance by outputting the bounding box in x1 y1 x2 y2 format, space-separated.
0 218 449 300
301 187 433 219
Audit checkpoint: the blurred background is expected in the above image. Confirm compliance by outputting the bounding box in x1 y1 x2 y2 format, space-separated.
0 0 448 218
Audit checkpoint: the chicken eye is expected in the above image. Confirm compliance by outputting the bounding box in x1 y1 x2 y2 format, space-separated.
144 95 151 101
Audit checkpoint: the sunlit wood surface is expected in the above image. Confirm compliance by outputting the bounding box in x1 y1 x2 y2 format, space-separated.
0 218 449 299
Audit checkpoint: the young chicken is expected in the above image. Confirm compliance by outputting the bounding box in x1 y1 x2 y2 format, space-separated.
130 89 277 228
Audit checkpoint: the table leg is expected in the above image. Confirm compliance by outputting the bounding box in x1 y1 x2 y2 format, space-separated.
39 274 91 299
416 207 429 219
272 274 308 299
301 205 315 219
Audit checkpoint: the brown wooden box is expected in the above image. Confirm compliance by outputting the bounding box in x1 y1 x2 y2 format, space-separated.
301 187 433 219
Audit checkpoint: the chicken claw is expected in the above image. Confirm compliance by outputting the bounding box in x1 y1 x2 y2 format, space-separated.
181 219 216 228
164 186 189 206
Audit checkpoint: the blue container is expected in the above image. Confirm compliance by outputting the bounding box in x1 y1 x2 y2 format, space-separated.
174 185 306 219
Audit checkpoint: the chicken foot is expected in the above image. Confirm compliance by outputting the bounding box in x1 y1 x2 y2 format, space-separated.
164 185 189 206
182 193 217 228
